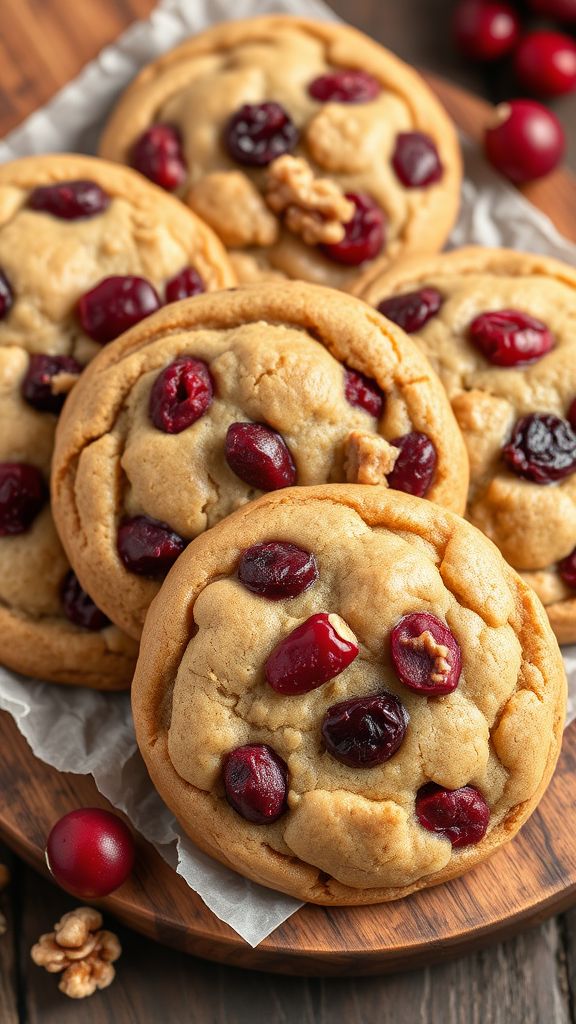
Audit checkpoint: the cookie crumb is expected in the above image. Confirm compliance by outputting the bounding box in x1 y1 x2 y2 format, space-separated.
344 430 398 485
402 630 452 684
265 155 354 245
30 906 121 999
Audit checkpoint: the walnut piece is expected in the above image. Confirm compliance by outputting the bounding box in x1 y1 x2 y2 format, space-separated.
188 171 278 248
402 630 452 684
344 431 398 486
51 370 81 397
31 907 121 999
265 155 355 246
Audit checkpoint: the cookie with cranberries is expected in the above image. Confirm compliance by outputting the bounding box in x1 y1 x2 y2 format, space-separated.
131 484 565 904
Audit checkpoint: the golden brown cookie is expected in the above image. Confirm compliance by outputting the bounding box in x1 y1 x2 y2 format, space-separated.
51 281 469 640
100 16 462 291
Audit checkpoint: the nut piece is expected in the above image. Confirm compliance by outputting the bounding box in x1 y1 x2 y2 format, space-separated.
265 155 355 246
31 906 121 999
188 171 278 248
51 370 81 397
344 431 399 485
402 630 452 685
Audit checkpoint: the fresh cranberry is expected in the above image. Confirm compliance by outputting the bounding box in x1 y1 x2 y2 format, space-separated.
165 267 205 303
61 571 110 631
321 692 409 768
130 123 187 191
223 744 288 824
484 100 565 184
238 541 318 600
77 275 161 344
528 0 576 23
149 356 213 434
224 102 298 167
344 367 384 418
322 193 385 266
308 69 381 103
391 612 462 696
503 413 576 484
568 399 576 431
0 463 46 535
387 432 437 497
559 548 576 589
515 31 576 99
415 783 490 847
265 612 358 695
46 808 135 897
453 0 519 61
21 353 82 413
392 133 443 188
377 288 443 333
469 310 554 366
225 423 296 491
117 515 187 577
0 269 13 320
28 180 110 219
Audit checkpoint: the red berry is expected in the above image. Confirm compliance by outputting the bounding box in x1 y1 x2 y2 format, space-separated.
568 398 576 431
78 275 161 344
377 287 443 333
223 744 288 824
165 267 205 303
149 356 214 434
237 541 319 600
559 547 576 589
321 692 409 768
308 69 381 103
484 100 565 184
224 102 298 167
46 808 135 897
387 432 437 497
392 133 443 188
415 783 490 847
130 124 187 191
528 0 576 23
344 367 385 418
469 310 554 366
265 612 359 695
503 413 576 483
322 193 385 266
225 422 297 491
28 180 110 219
21 354 82 414
0 463 46 535
453 0 520 61
0 269 13 320
514 31 576 98
391 612 462 696
117 515 187 577
61 571 110 631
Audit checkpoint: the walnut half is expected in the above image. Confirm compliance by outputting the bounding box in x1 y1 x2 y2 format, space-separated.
265 155 354 246
31 907 121 999
344 431 398 485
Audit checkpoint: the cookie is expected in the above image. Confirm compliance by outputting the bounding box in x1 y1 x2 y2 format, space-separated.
100 15 462 291
131 484 566 903
358 247 576 645
51 281 469 641
0 154 235 688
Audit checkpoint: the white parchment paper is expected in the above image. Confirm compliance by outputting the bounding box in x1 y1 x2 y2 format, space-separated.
0 0 575 947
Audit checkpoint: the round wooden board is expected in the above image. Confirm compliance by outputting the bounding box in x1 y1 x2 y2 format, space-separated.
1 73 575 977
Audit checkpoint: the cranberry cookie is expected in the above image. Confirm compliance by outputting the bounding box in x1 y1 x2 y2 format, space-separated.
100 16 461 291
52 282 469 640
0 154 234 687
131 484 565 903
358 247 576 645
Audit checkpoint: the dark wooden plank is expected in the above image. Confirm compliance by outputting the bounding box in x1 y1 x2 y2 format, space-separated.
0 845 19 1024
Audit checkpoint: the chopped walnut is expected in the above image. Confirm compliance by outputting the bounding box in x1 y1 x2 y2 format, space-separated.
31 907 121 999
188 171 278 248
51 370 81 396
344 431 398 485
265 155 355 246
402 631 452 684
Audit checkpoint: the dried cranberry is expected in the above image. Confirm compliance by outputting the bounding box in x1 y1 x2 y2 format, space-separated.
265 612 358 695
130 123 187 191
453 0 520 61
0 463 46 535
377 288 443 333
569 399 576 431
387 432 437 497
46 808 135 898
117 515 187 578
165 267 205 303
390 612 462 696
514 31 576 98
28 180 110 219
149 356 213 434
224 102 298 167
415 783 490 847
61 571 110 631
21 354 82 414
308 69 381 103
0 269 13 320
484 101 565 184
77 275 161 345
223 744 288 824
469 310 554 367
322 692 409 768
225 423 296 491
322 193 385 266
344 367 384 418
238 541 318 600
392 133 443 188
559 548 576 589
503 413 576 484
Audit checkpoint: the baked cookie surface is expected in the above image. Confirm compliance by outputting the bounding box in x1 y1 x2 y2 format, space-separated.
100 16 461 291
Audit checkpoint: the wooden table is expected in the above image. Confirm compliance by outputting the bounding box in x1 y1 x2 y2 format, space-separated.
1 2 576 1021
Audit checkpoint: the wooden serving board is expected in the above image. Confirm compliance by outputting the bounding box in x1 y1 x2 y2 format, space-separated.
0 75 575 977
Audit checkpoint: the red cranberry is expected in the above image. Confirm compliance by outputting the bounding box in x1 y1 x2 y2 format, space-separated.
130 123 187 191
238 541 318 600
322 193 385 266
321 692 409 768
568 399 576 431
559 548 576 589
308 69 381 103
149 356 213 434
77 275 161 345
391 612 462 696
503 413 576 483
225 422 296 491
0 269 13 320
61 571 110 631
21 353 82 413
224 103 298 167
344 367 384 418
117 515 187 578
528 0 576 23
165 267 205 303
415 783 490 847
46 808 135 897
392 133 443 188
265 612 358 695
387 432 437 497
223 744 288 824
515 31 576 99
469 309 554 366
484 100 565 184
0 463 46 535
453 0 519 61
28 180 110 219
377 287 443 333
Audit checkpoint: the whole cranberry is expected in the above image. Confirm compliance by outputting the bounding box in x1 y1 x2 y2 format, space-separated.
238 541 319 599
528 0 576 23
165 267 205 303
308 69 381 103
484 100 565 184
469 310 554 366
377 287 443 333
117 515 187 577
149 356 214 434
61 571 110 631
265 612 358 695
225 102 298 167
387 432 437 497
503 413 576 483
321 692 409 768
415 783 490 847
223 744 288 824
453 0 520 61
322 193 385 266
568 399 576 431
391 612 462 696
0 463 46 535
515 31 576 99
344 367 384 418
0 269 13 320
225 422 297 491
392 133 443 188
21 353 82 413
46 808 135 897
28 180 110 219
130 123 187 191
78 275 161 344
559 547 576 589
